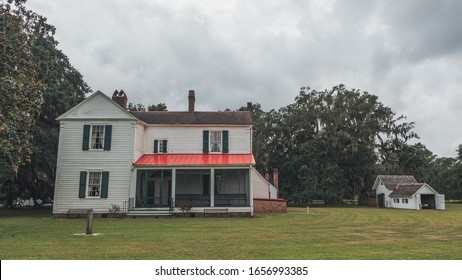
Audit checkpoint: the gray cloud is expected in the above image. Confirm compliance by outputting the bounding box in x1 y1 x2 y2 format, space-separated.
27 0 462 157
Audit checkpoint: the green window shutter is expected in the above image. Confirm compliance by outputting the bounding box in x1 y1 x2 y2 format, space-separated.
101 171 109 198
153 139 158 153
82 125 90 150
103 125 112 151
162 140 168 153
79 171 87 198
203 130 209 154
222 130 229 153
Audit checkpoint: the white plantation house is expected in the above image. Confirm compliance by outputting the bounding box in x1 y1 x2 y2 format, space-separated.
372 175 445 210
53 90 279 217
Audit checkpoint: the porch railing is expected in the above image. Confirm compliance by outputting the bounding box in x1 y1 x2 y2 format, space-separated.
215 194 248 207
129 194 250 209
176 194 249 207
175 194 210 207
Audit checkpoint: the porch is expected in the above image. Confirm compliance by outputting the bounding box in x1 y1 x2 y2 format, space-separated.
129 167 253 215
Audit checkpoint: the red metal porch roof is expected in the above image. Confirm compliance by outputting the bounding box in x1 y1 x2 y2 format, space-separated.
134 154 255 166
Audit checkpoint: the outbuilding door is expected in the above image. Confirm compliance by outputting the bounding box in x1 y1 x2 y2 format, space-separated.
420 194 436 209
435 194 445 210
377 193 385 208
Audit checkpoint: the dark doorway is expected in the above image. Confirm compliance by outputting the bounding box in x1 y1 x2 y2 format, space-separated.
421 194 435 209
136 169 172 208
377 193 385 208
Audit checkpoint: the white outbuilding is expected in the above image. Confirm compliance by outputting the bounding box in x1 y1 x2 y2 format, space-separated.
372 175 445 210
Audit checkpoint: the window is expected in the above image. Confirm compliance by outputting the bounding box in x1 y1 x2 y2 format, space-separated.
203 130 228 154
394 198 400 203
79 171 109 198
210 131 222 153
154 139 168 153
82 124 112 151
91 125 105 149
402 198 408 204
87 171 102 197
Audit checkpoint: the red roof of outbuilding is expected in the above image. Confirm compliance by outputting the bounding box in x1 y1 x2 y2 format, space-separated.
134 154 255 166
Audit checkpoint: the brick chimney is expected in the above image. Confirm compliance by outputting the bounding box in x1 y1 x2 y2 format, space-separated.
247 102 253 111
273 168 279 193
188 90 195 112
112 89 127 109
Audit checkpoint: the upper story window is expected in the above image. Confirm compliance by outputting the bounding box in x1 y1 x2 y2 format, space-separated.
91 125 105 149
203 130 229 154
154 139 168 154
210 131 222 153
82 124 112 151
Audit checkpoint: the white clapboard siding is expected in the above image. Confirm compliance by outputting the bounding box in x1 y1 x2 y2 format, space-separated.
389 195 417 210
143 126 251 154
375 183 392 208
53 120 135 214
252 167 270 199
57 120 135 163
58 91 136 120
53 165 132 213
133 122 145 161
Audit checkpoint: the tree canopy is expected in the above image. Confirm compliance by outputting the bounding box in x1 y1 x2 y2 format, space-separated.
247 85 462 203
1 0 90 206
128 102 168 111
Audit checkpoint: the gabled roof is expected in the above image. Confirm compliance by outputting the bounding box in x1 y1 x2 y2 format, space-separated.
388 183 425 198
129 111 252 125
57 91 137 121
376 175 418 190
134 154 255 167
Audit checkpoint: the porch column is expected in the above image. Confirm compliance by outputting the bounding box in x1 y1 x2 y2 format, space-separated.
130 169 137 200
210 168 215 207
171 169 176 208
249 166 253 212
129 168 137 210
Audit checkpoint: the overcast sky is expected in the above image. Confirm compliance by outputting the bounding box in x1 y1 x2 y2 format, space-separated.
26 0 462 158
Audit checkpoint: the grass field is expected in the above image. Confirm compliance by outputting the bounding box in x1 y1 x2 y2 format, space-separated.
1 204 462 260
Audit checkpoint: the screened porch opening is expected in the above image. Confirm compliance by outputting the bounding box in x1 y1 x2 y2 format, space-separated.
175 169 211 207
135 169 172 208
214 169 250 207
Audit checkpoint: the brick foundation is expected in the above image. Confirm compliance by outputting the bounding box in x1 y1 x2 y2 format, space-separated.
253 198 287 213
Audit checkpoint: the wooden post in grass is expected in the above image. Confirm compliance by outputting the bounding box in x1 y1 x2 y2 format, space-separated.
86 209 93 235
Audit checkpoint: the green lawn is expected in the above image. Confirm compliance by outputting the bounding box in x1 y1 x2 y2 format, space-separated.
1 204 462 260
